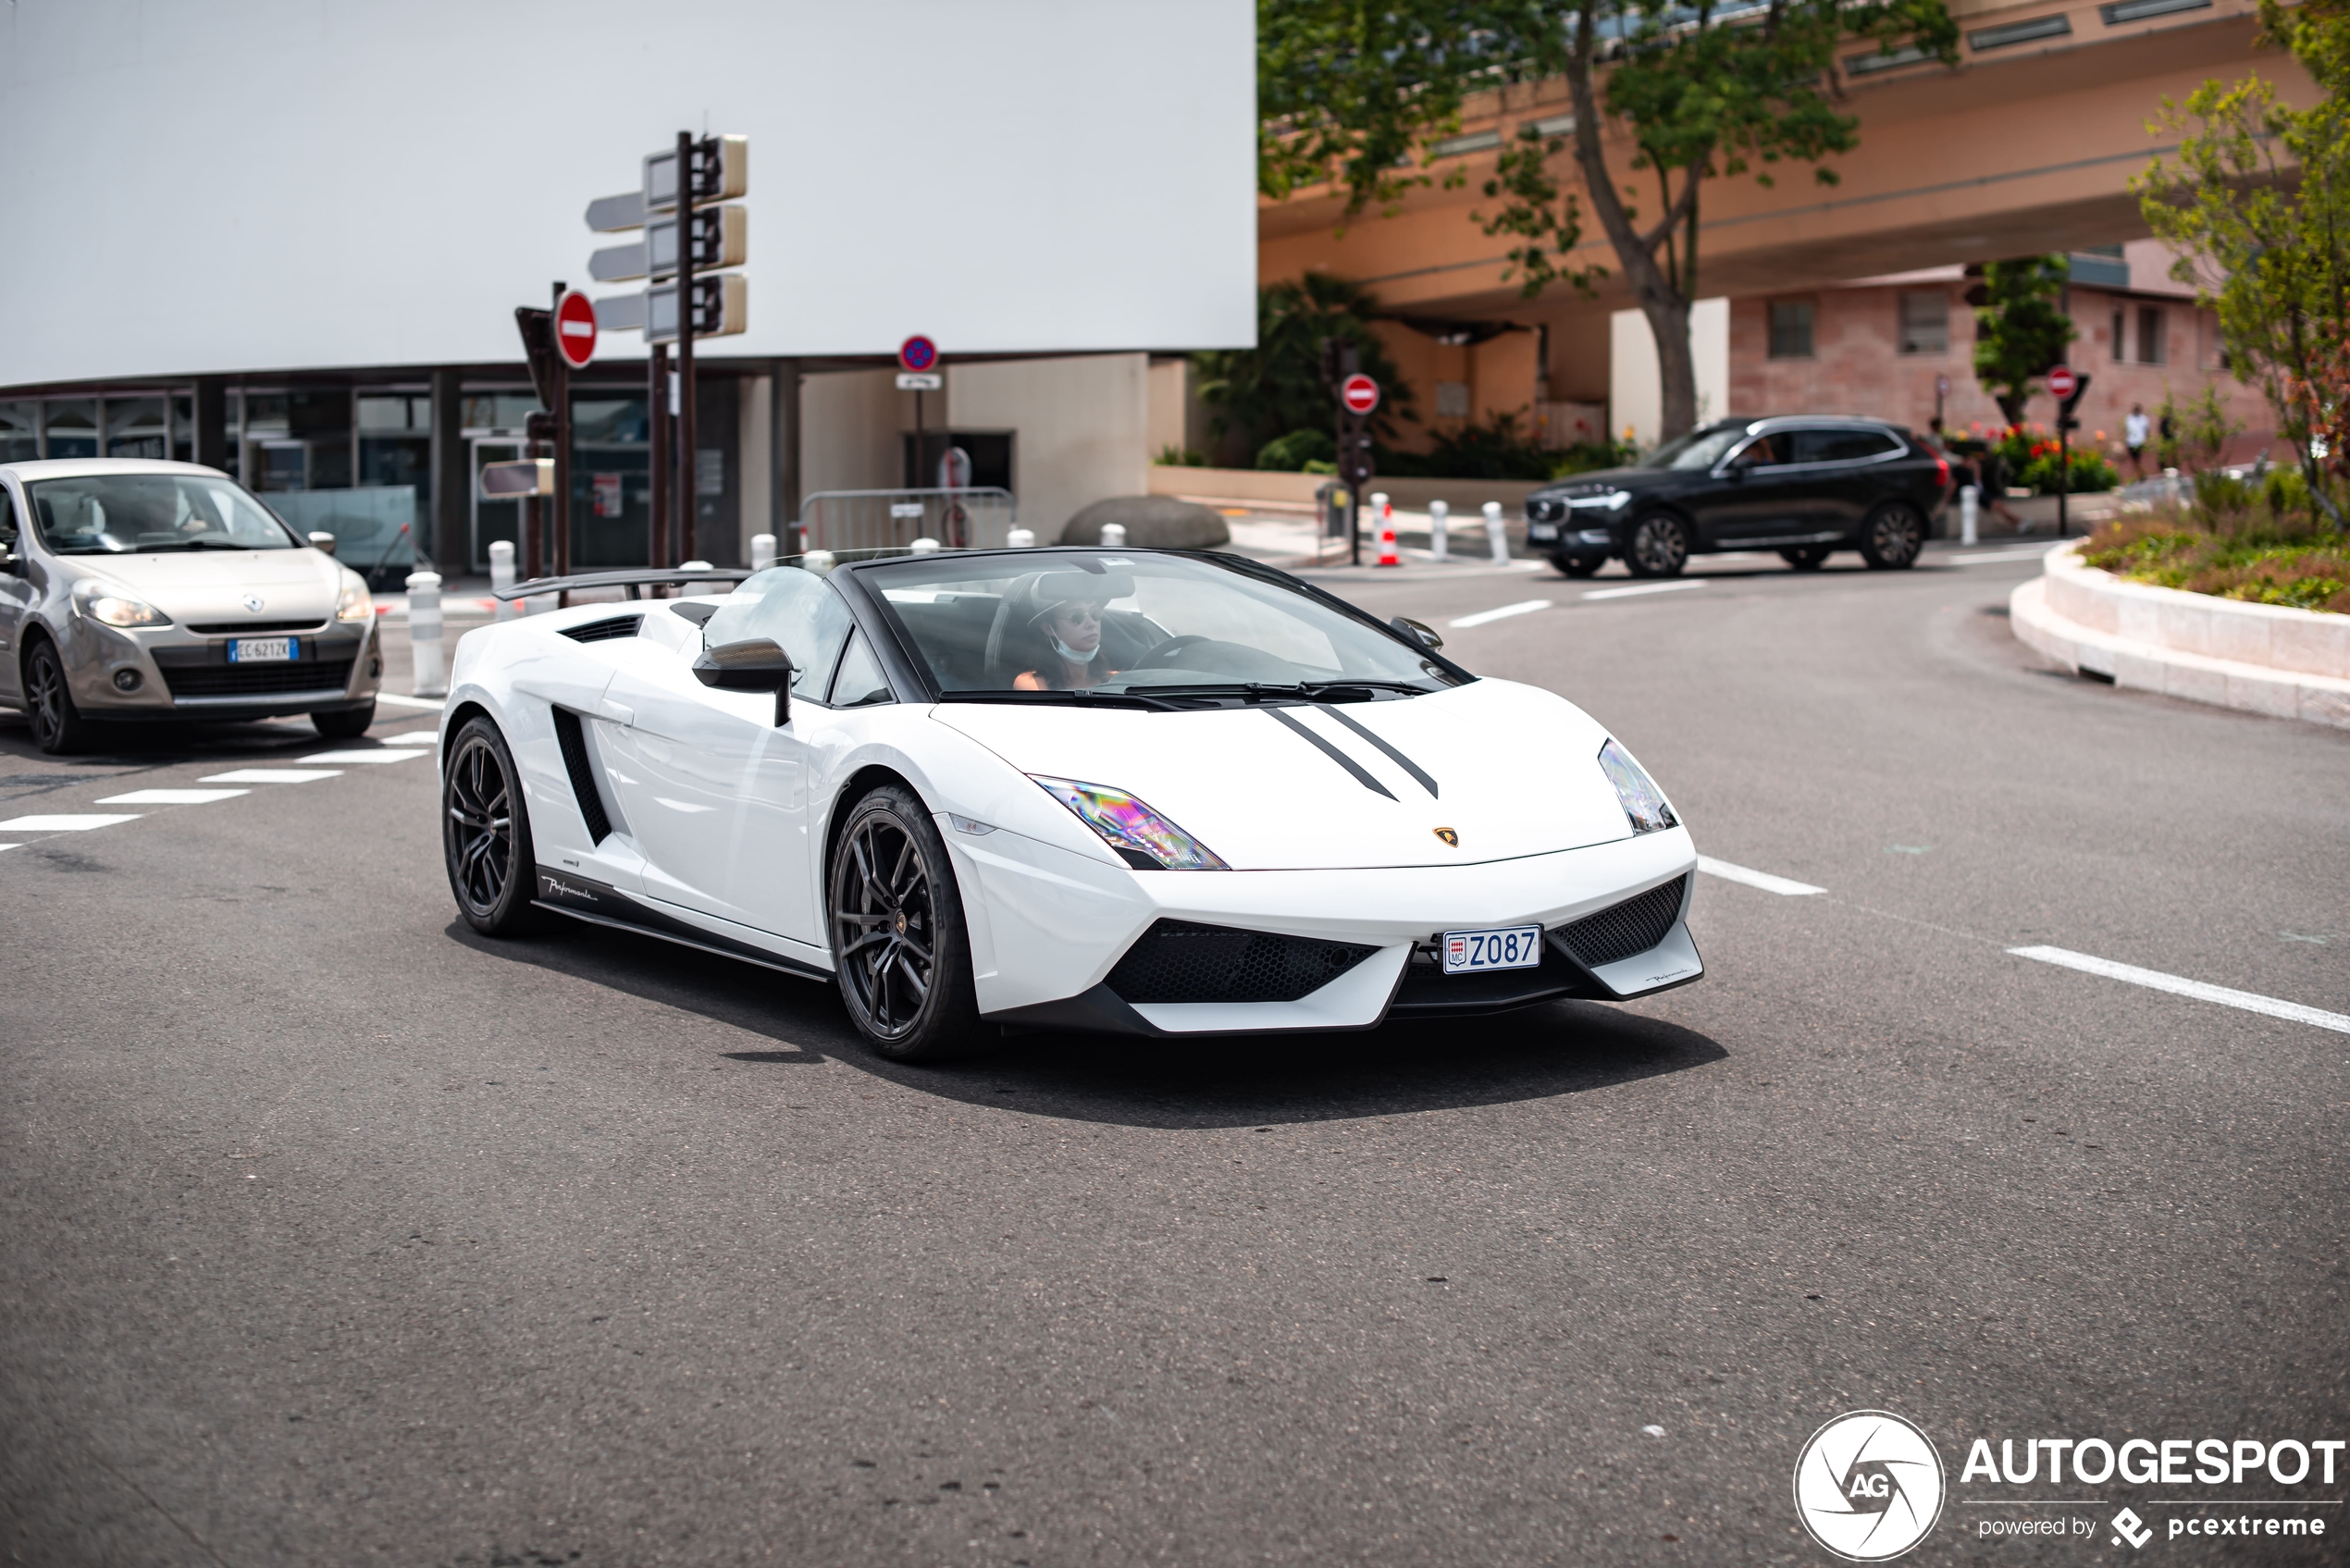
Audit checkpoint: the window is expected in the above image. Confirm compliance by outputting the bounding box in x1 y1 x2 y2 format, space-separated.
699 564 857 699
0 403 35 463
827 632 895 707
2136 306 2167 364
1898 291 1948 355
1769 301 1815 359
1730 433 1789 468
1794 427 1904 464
0 487 18 554
2112 308 2126 360
1435 381 1471 419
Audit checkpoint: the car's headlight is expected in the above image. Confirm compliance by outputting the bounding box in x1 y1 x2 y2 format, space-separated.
336 582 374 622
71 579 171 628
1030 775 1229 870
1570 490 1632 511
1598 739 1677 834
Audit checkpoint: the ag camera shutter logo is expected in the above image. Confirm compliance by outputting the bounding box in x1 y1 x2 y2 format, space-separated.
1794 1410 1946 1561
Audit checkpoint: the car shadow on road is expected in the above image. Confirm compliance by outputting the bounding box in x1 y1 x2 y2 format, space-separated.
447 914 1727 1128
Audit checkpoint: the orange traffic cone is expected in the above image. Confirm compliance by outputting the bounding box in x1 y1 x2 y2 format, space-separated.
1374 493 1400 567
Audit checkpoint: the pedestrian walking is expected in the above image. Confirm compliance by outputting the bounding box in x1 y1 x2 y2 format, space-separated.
2125 403 2151 478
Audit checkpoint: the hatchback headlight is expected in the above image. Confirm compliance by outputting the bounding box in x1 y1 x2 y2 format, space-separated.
336 580 374 622
71 579 171 628
1031 775 1229 870
1598 739 1677 834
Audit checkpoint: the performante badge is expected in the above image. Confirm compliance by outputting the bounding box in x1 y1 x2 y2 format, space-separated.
1433 827 1459 846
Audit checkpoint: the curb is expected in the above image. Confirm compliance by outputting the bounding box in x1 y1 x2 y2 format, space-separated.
2010 544 2350 730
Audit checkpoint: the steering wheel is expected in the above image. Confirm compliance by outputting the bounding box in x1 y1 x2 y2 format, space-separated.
1132 634 1215 669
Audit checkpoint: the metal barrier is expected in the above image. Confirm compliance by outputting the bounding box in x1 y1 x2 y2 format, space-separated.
798 487 1018 551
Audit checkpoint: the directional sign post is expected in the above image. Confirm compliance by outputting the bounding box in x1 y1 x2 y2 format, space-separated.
2047 364 2090 537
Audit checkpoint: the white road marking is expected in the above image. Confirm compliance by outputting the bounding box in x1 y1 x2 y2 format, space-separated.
2008 945 2350 1033
1584 580 1709 601
377 693 447 710
0 814 142 832
302 749 429 764
0 844 19 852
1949 547 2055 563
1447 599 1552 629
97 788 250 805
200 769 344 784
1696 855 1827 896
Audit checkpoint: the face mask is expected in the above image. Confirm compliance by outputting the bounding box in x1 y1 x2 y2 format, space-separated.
1048 631 1098 664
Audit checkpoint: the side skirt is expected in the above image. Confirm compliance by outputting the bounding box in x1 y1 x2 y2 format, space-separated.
531 868 832 984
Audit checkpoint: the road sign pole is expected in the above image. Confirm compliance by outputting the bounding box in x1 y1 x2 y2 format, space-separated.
551 281 572 578
2058 421 2070 538
675 130 698 565
649 342 671 569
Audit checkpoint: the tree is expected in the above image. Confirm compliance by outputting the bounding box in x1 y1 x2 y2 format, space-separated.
2134 0 2350 523
1193 273 1416 462
1971 256 2078 426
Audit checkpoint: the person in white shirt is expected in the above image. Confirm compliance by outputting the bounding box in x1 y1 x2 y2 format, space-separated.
2124 404 2152 476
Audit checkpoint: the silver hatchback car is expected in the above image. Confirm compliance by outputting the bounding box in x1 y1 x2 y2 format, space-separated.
0 459 383 753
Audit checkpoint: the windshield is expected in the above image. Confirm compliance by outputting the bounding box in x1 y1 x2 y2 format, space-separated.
856 550 1463 699
26 474 301 554
1640 426 1746 471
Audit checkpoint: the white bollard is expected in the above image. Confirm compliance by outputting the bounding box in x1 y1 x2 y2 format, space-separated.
909 537 941 554
1429 500 1449 561
1007 527 1035 548
1099 523 1128 548
1960 485 1980 547
801 549 836 574
405 571 447 698
489 539 516 621
750 532 777 571
1483 501 1509 563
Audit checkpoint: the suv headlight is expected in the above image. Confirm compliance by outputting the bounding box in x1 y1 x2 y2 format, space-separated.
71 579 171 628
1031 775 1229 870
1570 489 1632 511
1598 739 1677 834
336 581 374 622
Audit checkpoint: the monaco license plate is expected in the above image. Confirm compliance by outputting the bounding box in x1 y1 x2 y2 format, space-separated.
228 636 296 663
1442 924 1542 974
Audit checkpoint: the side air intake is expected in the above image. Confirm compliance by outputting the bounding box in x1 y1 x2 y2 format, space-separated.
562 614 643 644
1105 920 1377 1005
1555 874 1688 969
550 708 612 843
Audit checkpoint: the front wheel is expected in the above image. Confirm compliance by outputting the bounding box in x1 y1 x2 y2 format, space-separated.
313 700 375 739
1860 502 1926 570
443 717 540 936
24 641 92 755
1624 513 1690 578
829 784 983 1062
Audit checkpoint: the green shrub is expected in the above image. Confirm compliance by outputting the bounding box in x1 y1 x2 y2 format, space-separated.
2016 444 2118 494
1255 428 1336 472
1550 439 1637 478
1155 444 1206 468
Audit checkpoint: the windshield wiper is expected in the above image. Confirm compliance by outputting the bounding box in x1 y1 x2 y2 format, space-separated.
1297 678 1439 698
937 687 1185 712
1135 680 1434 704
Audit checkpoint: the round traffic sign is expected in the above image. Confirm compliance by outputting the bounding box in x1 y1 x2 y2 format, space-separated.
2047 364 2077 399
555 290 597 370
899 335 938 373
1340 373 1380 416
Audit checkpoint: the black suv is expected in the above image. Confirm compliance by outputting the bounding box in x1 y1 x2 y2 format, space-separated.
1525 417 1950 578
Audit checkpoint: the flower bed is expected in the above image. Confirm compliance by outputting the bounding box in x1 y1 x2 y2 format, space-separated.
2081 518 2350 613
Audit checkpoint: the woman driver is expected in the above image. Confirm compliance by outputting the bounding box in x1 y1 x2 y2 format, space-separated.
1013 580 1118 690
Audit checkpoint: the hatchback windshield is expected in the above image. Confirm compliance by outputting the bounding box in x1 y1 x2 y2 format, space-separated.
26 474 300 554
856 550 1461 698
1640 425 1746 471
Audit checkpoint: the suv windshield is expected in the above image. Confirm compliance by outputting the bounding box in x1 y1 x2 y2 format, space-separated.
1640 426 1747 471
26 474 300 554
856 550 1462 699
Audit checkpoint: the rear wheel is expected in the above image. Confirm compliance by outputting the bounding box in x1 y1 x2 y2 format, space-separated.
313 700 374 739
1860 502 1926 570
1625 513 1690 578
443 717 540 936
829 784 982 1062
24 640 92 755
1779 546 1832 571
1552 554 1603 579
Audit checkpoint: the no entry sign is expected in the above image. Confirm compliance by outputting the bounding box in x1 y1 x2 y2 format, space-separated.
555 290 598 369
1340 373 1380 416
2047 364 2077 400
899 335 938 373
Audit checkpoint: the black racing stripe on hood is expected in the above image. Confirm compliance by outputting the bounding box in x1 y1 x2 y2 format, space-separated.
1313 704 1438 798
1262 707 1395 800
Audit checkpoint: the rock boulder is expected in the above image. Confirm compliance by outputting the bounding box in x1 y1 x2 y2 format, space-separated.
1058 495 1230 550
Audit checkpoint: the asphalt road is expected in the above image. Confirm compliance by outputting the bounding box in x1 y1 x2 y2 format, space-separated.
3 547 2344 1567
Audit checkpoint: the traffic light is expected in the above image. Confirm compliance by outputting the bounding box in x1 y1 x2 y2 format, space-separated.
646 274 748 342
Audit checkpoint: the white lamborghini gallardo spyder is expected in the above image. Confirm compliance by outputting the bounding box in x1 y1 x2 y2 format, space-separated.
439 546 1701 1060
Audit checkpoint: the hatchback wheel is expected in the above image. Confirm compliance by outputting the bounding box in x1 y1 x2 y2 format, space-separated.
443 717 540 936
1625 513 1690 578
24 641 92 755
1860 502 1926 570
829 784 982 1062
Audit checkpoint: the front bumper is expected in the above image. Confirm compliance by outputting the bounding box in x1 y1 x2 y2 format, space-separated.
57 615 381 720
951 822 1702 1035
1527 519 1619 562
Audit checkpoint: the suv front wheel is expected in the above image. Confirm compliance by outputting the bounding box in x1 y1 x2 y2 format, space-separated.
1860 502 1926 570
1625 512 1690 578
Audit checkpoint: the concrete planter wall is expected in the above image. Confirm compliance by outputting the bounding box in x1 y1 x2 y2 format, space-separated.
2010 541 2350 728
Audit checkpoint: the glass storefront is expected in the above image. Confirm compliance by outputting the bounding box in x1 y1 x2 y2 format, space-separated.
43 400 99 459
573 395 650 568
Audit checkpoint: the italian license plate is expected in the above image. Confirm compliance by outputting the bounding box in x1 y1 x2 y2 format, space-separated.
1442 924 1542 974
228 636 296 663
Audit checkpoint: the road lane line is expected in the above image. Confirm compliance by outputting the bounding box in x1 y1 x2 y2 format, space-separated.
1584 580 1709 601
2008 945 2350 1033
200 769 344 784
98 788 251 805
0 814 142 832
1696 855 1826 896
377 693 447 710
301 749 430 764
1950 547 2056 563
1447 599 1552 629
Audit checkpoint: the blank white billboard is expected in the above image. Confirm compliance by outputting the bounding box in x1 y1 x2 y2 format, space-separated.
0 0 1256 388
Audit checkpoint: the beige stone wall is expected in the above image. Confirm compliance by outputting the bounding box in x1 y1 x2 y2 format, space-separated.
948 353 1152 541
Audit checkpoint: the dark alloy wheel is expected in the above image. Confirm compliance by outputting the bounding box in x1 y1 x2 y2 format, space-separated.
829 784 982 1062
1625 512 1690 578
1860 502 1926 570
24 640 92 755
1552 554 1603 579
313 700 375 739
443 717 540 936
1779 546 1832 571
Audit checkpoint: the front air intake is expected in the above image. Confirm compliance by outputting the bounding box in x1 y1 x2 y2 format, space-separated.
1106 920 1377 1005
1555 874 1688 969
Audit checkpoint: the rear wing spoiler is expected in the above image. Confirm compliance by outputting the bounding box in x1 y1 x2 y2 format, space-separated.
491 567 756 602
